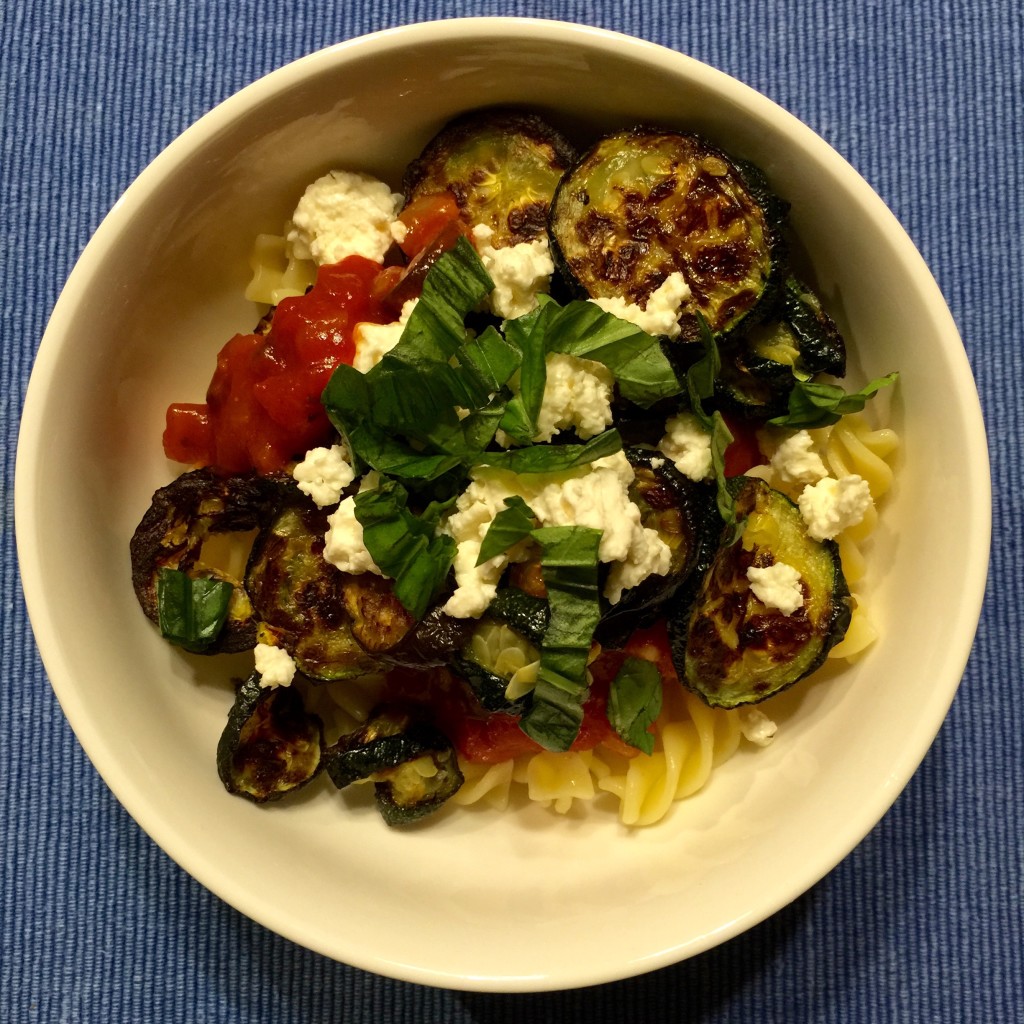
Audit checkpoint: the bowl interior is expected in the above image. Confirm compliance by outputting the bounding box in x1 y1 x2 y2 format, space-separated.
16 18 990 991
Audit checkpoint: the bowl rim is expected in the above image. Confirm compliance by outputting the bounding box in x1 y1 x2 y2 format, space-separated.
15 16 992 992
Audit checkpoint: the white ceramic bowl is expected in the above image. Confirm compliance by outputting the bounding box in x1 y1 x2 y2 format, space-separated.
16 18 990 992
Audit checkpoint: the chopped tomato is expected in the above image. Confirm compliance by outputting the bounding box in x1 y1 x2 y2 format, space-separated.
721 412 765 477
162 255 392 474
163 403 214 466
396 191 464 259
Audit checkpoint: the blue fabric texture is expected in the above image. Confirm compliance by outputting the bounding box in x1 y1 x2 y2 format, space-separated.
2 1 1021 1020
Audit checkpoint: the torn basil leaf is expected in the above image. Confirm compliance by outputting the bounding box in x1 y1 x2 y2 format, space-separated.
608 656 663 756
473 429 622 474
353 479 457 620
519 525 603 752
768 371 899 429
157 568 233 653
476 496 538 566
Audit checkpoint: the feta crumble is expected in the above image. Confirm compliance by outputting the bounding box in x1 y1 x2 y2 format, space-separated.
746 561 804 615
590 271 691 339
292 444 355 507
798 474 872 541
323 473 385 577
770 430 828 485
738 706 778 746
472 224 554 319
533 353 615 442
440 451 671 618
353 298 418 373
659 412 714 481
254 643 297 689
286 170 402 266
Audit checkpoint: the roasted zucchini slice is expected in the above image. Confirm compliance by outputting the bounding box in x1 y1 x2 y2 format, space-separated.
453 615 542 713
324 705 464 826
129 469 288 653
741 275 846 380
599 448 719 641
549 128 787 339
403 108 576 247
672 476 851 708
717 276 847 417
244 504 387 682
216 672 324 802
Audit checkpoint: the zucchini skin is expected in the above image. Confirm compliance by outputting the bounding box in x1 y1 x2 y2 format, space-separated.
549 128 788 340
216 672 324 802
402 108 576 247
324 705 464 826
670 477 852 708
598 447 720 645
717 276 848 418
244 504 388 682
130 469 291 654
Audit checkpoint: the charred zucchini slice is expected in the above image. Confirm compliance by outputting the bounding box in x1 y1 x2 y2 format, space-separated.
403 109 576 247
741 275 846 381
549 128 786 339
216 672 324 802
129 470 288 653
244 504 386 682
673 477 851 708
599 448 719 641
324 705 464 826
717 276 847 417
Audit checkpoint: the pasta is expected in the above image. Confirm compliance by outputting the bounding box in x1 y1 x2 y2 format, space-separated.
244 232 317 305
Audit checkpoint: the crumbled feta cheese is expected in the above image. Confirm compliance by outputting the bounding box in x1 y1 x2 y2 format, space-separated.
440 451 671 617
798 474 872 541
472 224 555 319
323 473 385 576
533 353 615 442
770 430 828 485
590 272 691 339
286 170 402 265
659 412 713 481
353 298 418 373
292 444 355 507
254 643 296 689
738 706 778 746
746 561 804 615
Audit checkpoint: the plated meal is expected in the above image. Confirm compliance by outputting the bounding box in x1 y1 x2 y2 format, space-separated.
129 108 899 828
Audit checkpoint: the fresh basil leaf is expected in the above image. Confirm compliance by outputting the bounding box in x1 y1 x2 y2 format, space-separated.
519 526 603 752
460 324 522 393
686 316 737 532
476 496 537 566
768 372 899 429
387 236 495 366
156 568 233 653
608 656 663 756
545 300 683 408
498 299 551 444
473 429 622 474
353 479 456 619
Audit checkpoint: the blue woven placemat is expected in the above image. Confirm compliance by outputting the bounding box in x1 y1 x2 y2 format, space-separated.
3 1 1021 1021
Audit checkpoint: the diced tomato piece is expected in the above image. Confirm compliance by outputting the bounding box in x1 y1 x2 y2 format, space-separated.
163 402 214 466
396 191 464 259
721 412 765 477
164 255 397 475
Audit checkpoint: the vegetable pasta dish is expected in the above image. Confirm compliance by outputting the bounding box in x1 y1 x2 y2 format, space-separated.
130 109 898 827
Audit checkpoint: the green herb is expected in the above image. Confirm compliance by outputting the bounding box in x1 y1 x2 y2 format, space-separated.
497 301 549 444
519 526 603 752
473 429 622 475
476 496 537 566
686 317 738 533
769 372 899 429
352 479 457 619
544 299 683 407
608 656 663 755
156 568 233 653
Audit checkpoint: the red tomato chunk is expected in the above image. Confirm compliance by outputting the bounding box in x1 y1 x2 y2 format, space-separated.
163 256 391 474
